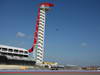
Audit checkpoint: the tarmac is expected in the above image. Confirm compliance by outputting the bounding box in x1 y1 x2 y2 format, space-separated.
0 70 100 75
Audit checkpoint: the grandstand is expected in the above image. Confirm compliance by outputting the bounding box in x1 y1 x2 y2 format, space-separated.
0 45 36 65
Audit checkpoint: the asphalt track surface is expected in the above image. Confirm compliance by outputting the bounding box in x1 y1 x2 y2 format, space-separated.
0 70 100 72
0 70 100 75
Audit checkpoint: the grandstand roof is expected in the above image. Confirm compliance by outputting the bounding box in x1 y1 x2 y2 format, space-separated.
0 45 27 51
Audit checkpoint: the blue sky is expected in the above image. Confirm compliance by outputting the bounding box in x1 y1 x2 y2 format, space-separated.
0 0 100 66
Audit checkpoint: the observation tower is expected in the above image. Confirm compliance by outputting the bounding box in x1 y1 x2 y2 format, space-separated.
28 3 54 64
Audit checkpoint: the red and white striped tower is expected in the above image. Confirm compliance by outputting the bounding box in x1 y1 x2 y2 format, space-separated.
28 3 54 64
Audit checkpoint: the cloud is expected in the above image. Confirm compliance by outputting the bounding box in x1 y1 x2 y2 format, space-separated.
81 42 87 47
16 32 26 38
16 32 33 39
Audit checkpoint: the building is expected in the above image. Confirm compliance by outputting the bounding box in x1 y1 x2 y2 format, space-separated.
0 45 35 65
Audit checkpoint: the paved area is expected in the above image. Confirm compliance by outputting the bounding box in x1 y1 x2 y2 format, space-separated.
0 72 100 75
0 64 34 70
0 64 48 70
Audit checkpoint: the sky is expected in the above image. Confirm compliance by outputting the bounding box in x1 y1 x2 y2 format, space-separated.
0 0 100 66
